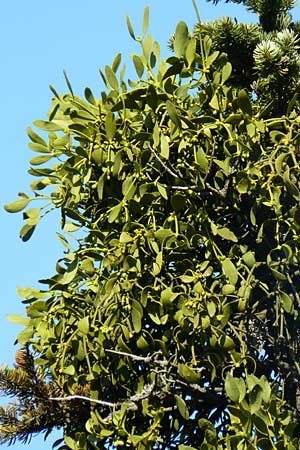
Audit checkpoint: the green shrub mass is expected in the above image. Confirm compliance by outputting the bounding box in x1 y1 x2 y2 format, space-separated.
3 1 300 449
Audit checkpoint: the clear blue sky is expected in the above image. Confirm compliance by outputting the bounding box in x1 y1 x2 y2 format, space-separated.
1 1 298 449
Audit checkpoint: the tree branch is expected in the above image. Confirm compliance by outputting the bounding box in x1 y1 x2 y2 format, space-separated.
49 395 115 407
148 144 180 179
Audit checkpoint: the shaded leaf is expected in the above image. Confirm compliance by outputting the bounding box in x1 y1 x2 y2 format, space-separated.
238 89 252 116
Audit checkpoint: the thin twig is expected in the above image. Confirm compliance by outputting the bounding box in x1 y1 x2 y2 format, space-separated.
148 144 180 179
50 381 157 410
170 185 196 191
105 349 152 363
105 349 168 368
206 166 236 199
50 395 115 407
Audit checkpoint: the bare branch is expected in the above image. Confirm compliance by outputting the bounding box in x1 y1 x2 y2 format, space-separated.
148 145 180 179
49 395 115 407
105 349 152 363
169 185 196 191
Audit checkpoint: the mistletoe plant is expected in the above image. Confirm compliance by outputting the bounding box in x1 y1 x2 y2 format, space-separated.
3 5 300 450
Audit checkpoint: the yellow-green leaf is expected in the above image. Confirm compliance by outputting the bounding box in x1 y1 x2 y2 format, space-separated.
78 316 89 335
4 197 31 213
174 21 189 57
222 258 238 285
175 394 189 419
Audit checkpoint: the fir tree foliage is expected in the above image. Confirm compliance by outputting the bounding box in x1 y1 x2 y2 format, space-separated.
3 2 300 449
0 347 67 446
208 0 296 31
201 0 300 115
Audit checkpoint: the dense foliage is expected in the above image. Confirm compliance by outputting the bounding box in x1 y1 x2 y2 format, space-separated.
3 1 300 449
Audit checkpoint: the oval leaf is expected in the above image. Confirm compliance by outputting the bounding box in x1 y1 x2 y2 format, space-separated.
4 197 31 213
175 394 190 419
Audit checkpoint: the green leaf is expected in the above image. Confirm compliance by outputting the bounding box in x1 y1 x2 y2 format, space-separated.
270 267 286 281
161 287 180 306
33 120 62 132
175 394 189 419
211 223 238 242
122 176 136 201
152 251 163 275
209 94 219 111
4 197 31 213
142 34 153 62
60 258 78 285
105 112 116 141
126 15 136 40
53 134 71 147
6 314 30 326
112 53 122 73
84 87 96 105
63 69 74 96
242 251 256 268
287 91 298 116
225 113 243 125
108 203 122 223
132 55 144 79
131 306 142 333
195 147 209 173
62 365 75 376
105 65 119 91
221 62 232 84
160 134 169 159
155 228 175 242
97 172 107 201
19 223 36 241
178 364 200 383
178 446 197 450
275 152 288 174
78 316 89 335
173 21 189 58
237 177 249 194
207 301 216 318
166 101 181 129
24 208 40 226
149 313 162 325
185 37 196 67
222 258 238 285
280 291 293 314
225 373 244 403
142 6 149 36
27 127 47 146
30 155 53 166
157 182 168 200
238 89 252 116
252 412 269 436
17 326 34 345
222 284 236 295
49 84 60 100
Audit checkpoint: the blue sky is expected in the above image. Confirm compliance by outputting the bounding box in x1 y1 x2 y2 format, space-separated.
1 1 299 449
